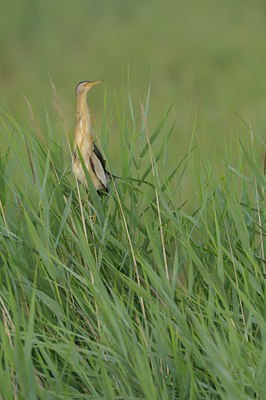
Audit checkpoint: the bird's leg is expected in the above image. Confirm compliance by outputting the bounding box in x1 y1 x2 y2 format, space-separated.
73 197 87 211
76 203 97 224
83 188 97 224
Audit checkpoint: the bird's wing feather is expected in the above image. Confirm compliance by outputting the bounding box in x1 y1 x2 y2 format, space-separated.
93 144 118 181
93 144 106 170
90 151 108 189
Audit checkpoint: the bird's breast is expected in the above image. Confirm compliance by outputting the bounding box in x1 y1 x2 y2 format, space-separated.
74 124 94 157
72 158 86 183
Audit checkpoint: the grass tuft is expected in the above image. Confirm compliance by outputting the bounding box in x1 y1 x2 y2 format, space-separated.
0 90 265 399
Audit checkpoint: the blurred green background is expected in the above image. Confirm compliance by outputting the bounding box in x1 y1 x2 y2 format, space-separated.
1 0 265 165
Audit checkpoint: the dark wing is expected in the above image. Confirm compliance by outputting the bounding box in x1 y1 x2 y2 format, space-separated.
90 151 108 191
93 144 118 181
93 144 106 171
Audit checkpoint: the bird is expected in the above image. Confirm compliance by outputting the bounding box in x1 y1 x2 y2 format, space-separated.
72 80 112 194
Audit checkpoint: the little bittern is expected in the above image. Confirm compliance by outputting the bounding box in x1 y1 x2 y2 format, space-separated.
72 80 112 193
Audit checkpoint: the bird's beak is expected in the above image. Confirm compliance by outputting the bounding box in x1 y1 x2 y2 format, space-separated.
85 80 102 88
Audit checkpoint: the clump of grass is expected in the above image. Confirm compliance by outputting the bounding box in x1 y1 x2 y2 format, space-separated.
0 87 265 400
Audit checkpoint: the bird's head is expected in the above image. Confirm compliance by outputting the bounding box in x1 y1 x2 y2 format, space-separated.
76 80 102 96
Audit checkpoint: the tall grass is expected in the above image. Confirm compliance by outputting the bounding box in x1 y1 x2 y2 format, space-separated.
0 89 265 399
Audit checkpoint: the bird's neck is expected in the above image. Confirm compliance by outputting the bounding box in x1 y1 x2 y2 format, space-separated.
76 93 92 132
74 93 94 156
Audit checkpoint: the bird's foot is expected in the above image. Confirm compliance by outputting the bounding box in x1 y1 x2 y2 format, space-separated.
90 213 97 224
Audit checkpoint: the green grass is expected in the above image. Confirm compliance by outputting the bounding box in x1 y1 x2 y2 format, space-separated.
0 87 265 399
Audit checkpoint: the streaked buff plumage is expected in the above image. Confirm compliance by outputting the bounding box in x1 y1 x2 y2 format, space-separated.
72 80 109 192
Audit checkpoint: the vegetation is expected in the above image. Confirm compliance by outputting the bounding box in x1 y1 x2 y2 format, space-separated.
0 87 265 398
0 1 266 398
